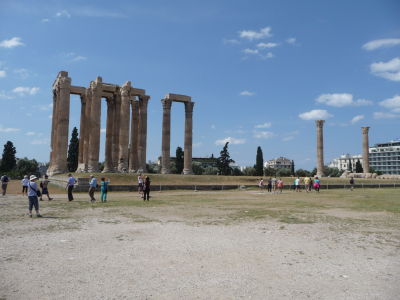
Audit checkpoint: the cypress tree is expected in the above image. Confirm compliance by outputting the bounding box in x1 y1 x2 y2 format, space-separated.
175 146 184 174
67 127 79 172
217 142 235 175
255 146 264 176
348 158 352 172
355 159 363 173
291 160 295 176
0 141 17 172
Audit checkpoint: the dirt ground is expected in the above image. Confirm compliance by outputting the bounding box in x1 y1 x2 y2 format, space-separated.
0 187 399 300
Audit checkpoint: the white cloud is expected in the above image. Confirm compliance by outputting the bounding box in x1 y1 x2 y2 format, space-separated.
26 131 36 136
282 136 294 142
100 128 106 133
370 57 400 82
41 18 50 23
73 7 126 18
254 122 271 129
64 52 87 63
240 90 255 96
223 39 240 45
12 86 39 96
0 37 24 48
254 131 274 139
193 142 203 148
14 68 31 79
262 52 274 59
350 115 364 124
55 10 71 18
256 42 278 49
31 138 49 145
315 93 372 107
0 125 20 132
299 109 333 120
0 70 6 78
239 27 272 40
243 48 259 55
286 37 296 44
373 112 399 119
215 137 246 145
362 38 400 51
71 55 87 62
38 103 53 111
0 90 13 99
379 95 400 112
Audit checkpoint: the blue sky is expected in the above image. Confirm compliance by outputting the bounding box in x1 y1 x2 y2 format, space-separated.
0 0 399 170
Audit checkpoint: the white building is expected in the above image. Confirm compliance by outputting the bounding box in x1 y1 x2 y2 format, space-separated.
264 157 293 169
328 154 363 171
369 140 400 175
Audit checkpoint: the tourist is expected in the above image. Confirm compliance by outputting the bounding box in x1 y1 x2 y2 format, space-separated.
258 178 264 191
27 175 42 217
138 174 144 197
308 177 313 192
277 178 284 193
143 176 151 201
304 176 310 192
1 174 9 196
88 175 97 202
349 177 355 191
295 177 301 192
66 174 77 201
314 177 321 192
100 177 110 203
40 175 53 201
271 177 277 193
267 177 272 193
21 175 29 196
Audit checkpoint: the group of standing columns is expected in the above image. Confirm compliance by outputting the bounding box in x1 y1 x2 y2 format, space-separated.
160 94 195 175
315 120 371 176
47 71 150 176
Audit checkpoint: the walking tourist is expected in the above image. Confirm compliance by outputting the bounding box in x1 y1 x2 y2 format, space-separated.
40 175 53 201
295 177 301 192
271 177 277 193
258 178 264 191
28 175 42 218
66 174 77 201
88 175 97 202
349 177 355 191
304 176 311 192
1 174 9 196
277 178 284 193
267 177 272 193
313 177 321 192
143 176 151 201
21 175 29 195
138 174 144 197
100 177 110 203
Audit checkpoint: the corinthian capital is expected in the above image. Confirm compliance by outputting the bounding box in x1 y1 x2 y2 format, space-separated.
161 99 172 110
361 126 370 134
315 120 325 128
185 101 195 114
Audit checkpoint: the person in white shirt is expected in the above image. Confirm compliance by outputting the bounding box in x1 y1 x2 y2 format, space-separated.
21 175 29 196
88 175 97 202
28 175 42 218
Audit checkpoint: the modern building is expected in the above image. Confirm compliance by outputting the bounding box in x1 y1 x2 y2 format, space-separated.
369 140 400 175
328 154 363 172
264 157 293 169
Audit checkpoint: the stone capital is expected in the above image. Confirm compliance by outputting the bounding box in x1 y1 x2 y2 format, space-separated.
120 82 131 97
185 101 195 114
161 99 172 110
139 95 150 107
58 76 71 90
361 126 370 134
315 120 325 128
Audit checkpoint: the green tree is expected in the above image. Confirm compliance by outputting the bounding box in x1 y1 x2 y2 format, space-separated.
291 160 295 176
355 159 363 173
216 142 235 175
264 167 276 176
0 141 17 172
348 158 352 172
242 166 256 176
254 146 264 176
175 147 184 174
276 168 291 177
204 166 219 175
192 162 204 175
295 169 311 177
67 127 79 172
15 157 39 178
232 168 243 176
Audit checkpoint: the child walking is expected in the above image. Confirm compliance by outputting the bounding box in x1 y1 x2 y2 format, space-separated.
100 177 110 203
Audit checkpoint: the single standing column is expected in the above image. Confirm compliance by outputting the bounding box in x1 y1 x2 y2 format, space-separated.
129 100 139 172
161 99 172 174
87 77 102 173
103 98 115 173
76 94 86 172
183 102 195 175
361 127 370 173
137 95 149 173
117 82 131 172
53 73 71 175
315 120 325 177
49 89 58 168
112 92 121 171
82 89 92 171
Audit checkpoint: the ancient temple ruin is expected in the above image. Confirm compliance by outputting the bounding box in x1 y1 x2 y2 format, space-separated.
47 71 149 175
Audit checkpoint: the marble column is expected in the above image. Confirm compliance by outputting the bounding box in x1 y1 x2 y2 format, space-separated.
76 94 86 172
112 92 121 171
117 82 131 172
81 89 92 172
315 120 325 177
129 100 139 172
362 127 370 173
137 95 149 173
87 77 102 173
49 89 58 168
183 102 195 175
103 97 115 173
161 99 172 174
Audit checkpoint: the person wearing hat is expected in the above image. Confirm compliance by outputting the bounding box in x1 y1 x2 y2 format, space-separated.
66 174 77 201
21 175 29 196
88 175 97 202
28 175 42 217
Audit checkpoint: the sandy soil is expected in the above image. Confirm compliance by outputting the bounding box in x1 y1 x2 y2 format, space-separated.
0 191 399 300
